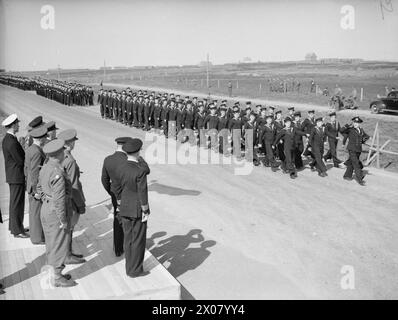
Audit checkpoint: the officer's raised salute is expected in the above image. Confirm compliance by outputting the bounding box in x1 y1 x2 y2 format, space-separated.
340 117 369 186
37 139 76 287
118 139 150 278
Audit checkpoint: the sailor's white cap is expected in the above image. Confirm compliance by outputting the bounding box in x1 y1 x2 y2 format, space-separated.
1 114 20 127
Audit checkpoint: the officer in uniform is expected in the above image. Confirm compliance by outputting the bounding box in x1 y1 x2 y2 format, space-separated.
2 114 29 238
24 126 47 244
118 139 150 278
57 129 86 263
309 117 328 177
37 139 76 287
101 137 132 257
340 117 369 186
324 112 342 167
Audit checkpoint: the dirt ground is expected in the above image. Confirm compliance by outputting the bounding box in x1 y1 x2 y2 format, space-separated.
1 84 398 299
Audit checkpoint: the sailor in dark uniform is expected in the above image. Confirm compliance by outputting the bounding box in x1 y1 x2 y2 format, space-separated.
118 139 150 278
2 114 29 238
340 117 370 186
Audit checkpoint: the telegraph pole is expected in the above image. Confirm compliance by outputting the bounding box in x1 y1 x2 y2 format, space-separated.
103 59 106 84
206 53 210 96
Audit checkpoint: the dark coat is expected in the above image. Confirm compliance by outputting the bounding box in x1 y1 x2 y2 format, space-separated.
325 121 341 140
101 151 127 199
118 158 150 219
309 126 327 150
2 133 25 184
274 127 306 151
340 125 369 152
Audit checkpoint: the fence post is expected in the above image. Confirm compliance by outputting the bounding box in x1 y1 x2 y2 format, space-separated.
360 88 363 102
237 80 239 89
218 79 220 88
376 125 380 168
259 83 262 92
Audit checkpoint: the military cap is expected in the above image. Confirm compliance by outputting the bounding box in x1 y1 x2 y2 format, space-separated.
269 106 275 110
209 104 216 110
288 107 294 111
45 121 58 132
284 117 292 122
58 129 78 142
1 114 20 127
28 116 44 129
122 138 143 154
308 110 315 113
315 117 323 122
213 100 218 103
232 105 240 111
30 126 48 139
233 110 240 114
234 102 240 105
220 106 227 111
193 96 198 99
221 100 227 103
198 101 204 105
294 111 301 117
185 96 189 99
115 137 132 145
246 101 252 105
260 106 267 111
245 106 252 111
329 112 336 117
352 116 363 123
43 138 65 156
204 98 208 101
186 100 192 104
249 112 257 117
265 114 273 120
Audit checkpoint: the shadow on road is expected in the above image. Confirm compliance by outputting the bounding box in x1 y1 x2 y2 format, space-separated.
148 180 201 196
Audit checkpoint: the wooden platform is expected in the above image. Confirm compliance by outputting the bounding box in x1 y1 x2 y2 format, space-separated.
0 203 181 300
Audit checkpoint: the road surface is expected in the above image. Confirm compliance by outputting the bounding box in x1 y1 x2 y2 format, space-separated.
1 84 398 299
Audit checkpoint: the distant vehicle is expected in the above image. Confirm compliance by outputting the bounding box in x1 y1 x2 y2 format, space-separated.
370 91 398 114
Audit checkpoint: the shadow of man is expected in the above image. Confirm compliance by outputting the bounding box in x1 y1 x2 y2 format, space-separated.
167 240 216 278
148 180 201 196
150 229 216 278
146 231 167 250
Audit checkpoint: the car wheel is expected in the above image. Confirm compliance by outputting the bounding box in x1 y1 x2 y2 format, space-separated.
371 104 380 114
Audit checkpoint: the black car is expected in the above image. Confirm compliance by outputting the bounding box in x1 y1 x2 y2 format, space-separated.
370 91 398 114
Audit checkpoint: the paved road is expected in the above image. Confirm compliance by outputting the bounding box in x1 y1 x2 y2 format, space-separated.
101 82 398 123
1 84 398 299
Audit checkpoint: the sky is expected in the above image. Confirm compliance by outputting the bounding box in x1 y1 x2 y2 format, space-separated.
1 0 397 71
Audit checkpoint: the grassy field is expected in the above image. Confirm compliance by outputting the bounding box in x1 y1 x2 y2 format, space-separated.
25 60 398 110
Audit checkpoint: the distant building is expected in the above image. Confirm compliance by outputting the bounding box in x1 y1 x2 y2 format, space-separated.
241 57 252 63
198 61 213 67
305 52 317 62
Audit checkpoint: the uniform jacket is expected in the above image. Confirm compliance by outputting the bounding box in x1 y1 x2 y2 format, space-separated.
260 124 277 144
24 143 45 194
2 133 25 184
62 151 86 212
101 151 127 199
325 121 341 140
119 158 150 219
203 114 219 130
340 125 369 152
274 127 306 151
194 112 206 130
37 158 71 225
302 118 316 134
309 126 327 150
